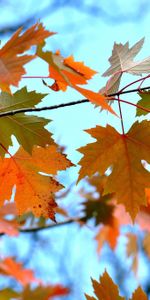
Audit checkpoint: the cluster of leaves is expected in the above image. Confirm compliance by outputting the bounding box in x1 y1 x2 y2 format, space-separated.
0 21 150 298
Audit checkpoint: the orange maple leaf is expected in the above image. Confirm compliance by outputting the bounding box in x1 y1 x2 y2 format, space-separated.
131 287 148 300
0 23 54 93
0 145 72 219
80 174 131 252
85 271 148 300
85 271 124 300
78 121 150 220
37 47 115 114
95 218 119 253
0 257 39 286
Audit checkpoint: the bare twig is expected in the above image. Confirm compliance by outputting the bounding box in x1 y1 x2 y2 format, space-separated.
0 85 149 118
0 219 76 237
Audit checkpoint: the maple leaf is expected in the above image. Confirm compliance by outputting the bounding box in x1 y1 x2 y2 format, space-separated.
143 233 150 258
0 288 20 300
131 287 148 300
0 145 72 219
37 47 97 88
86 271 148 300
85 271 124 300
74 85 115 114
37 46 115 114
0 87 53 156
0 203 18 236
132 189 150 231
99 73 121 96
102 38 150 94
21 284 69 300
78 121 150 220
126 233 139 274
136 91 150 116
0 23 54 93
80 174 115 225
95 204 132 253
0 257 39 286
95 218 119 253
81 196 114 225
79 174 126 252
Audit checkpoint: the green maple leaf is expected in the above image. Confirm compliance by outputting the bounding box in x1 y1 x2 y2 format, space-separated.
136 91 150 116
0 87 53 156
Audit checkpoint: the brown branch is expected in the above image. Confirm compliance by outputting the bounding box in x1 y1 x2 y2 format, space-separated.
0 85 149 118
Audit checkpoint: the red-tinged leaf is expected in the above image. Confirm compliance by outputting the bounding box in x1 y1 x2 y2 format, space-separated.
0 145 72 219
21 284 69 300
85 271 124 300
0 257 40 286
0 23 54 92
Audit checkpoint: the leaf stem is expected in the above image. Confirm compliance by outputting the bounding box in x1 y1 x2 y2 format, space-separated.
22 76 50 79
117 95 125 134
111 97 150 114
118 74 150 94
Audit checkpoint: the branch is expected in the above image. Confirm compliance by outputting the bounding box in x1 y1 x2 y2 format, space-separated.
0 219 76 236
0 85 150 118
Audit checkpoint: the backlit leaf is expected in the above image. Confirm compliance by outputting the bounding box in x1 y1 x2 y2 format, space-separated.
0 23 54 93
0 87 53 156
21 284 69 300
0 257 39 286
78 121 150 219
0 145 72 219
136 91 150 116
85 271 124 300
37 46 115 114
102 38 150 94
131 287 148 300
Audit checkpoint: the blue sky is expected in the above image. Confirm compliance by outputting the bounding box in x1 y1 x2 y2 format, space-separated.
1 1 150 299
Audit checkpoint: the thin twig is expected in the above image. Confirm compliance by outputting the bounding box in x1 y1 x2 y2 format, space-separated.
0 85 150 118
0 219 75 237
